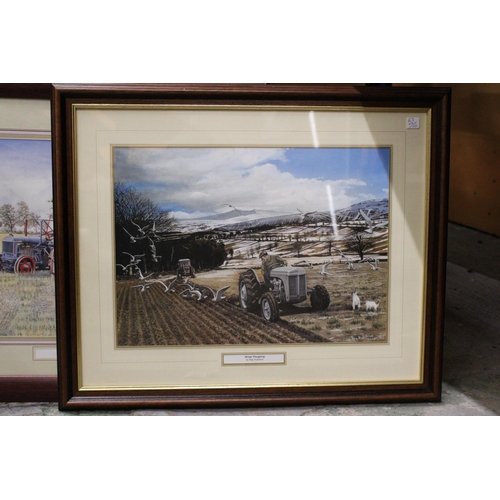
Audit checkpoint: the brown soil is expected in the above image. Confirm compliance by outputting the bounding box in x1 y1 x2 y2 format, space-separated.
116 279 326 346
116 259 388 347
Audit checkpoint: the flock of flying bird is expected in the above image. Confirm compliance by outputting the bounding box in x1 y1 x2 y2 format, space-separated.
119 220 230 303
296 246 381 278
285 207 386 276
130 273 230 304
118 210 384 303
122 220 162 262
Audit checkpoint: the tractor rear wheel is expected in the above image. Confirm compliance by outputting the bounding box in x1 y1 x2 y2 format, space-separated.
239 270 260 312
14 256 36 275
260 292 280 322
310 284 330 311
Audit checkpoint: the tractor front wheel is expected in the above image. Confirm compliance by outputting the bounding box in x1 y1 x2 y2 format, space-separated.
310 284 330 311
14 256 36 275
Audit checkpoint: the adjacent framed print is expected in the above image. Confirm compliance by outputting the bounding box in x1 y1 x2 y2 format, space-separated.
0 84 57 402
53 84 450 410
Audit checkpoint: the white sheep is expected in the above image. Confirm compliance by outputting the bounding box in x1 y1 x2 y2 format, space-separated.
352 290 360 310
365 300 380 312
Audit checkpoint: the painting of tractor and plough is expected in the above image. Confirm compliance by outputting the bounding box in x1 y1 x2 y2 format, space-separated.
0 137 55 338
114 146 390 347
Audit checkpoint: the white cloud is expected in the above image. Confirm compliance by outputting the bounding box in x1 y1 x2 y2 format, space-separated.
0 140 53 218
114 148 368 216
115 147 287 185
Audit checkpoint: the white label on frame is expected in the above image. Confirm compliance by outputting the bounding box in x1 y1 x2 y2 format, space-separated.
33 346 57 361
406 117 420 129
223 353 286 365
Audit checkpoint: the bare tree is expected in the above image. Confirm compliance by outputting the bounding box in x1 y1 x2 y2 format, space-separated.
0 204 18 233
0 202 41 234
114 183 177 271
27 211 41 228
343 229 376 260
114 183 176 232
17 201 30 222
292 233 303 257
324 234 335 256
17 201 41 232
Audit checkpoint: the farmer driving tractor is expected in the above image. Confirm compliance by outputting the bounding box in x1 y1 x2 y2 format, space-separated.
259 250 286 286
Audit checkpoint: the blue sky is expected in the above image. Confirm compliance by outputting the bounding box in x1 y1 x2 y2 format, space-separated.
114 147 390 219
0 138 53 217
275 148 389 194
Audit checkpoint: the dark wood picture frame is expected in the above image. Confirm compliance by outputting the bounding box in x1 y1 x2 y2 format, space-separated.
0 83 57 403
52 84 450 410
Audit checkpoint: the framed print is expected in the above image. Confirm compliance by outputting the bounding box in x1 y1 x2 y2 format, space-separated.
53 84 450 410
0 84 57 402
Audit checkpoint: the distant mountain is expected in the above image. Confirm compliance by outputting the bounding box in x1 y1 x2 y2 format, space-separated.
192 208 256 221
218 213 314 231
216 199 388 232
335 199 388 221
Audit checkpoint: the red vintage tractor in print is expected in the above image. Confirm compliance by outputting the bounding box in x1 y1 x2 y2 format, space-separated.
0 218 54 275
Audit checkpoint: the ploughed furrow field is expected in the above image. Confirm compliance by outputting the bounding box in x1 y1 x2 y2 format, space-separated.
116 280 327 346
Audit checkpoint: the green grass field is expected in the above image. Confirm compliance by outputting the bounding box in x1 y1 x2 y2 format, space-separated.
1 230 56 337
0 271 56 337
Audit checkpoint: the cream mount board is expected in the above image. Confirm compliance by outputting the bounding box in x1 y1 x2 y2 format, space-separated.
0 97 56 377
